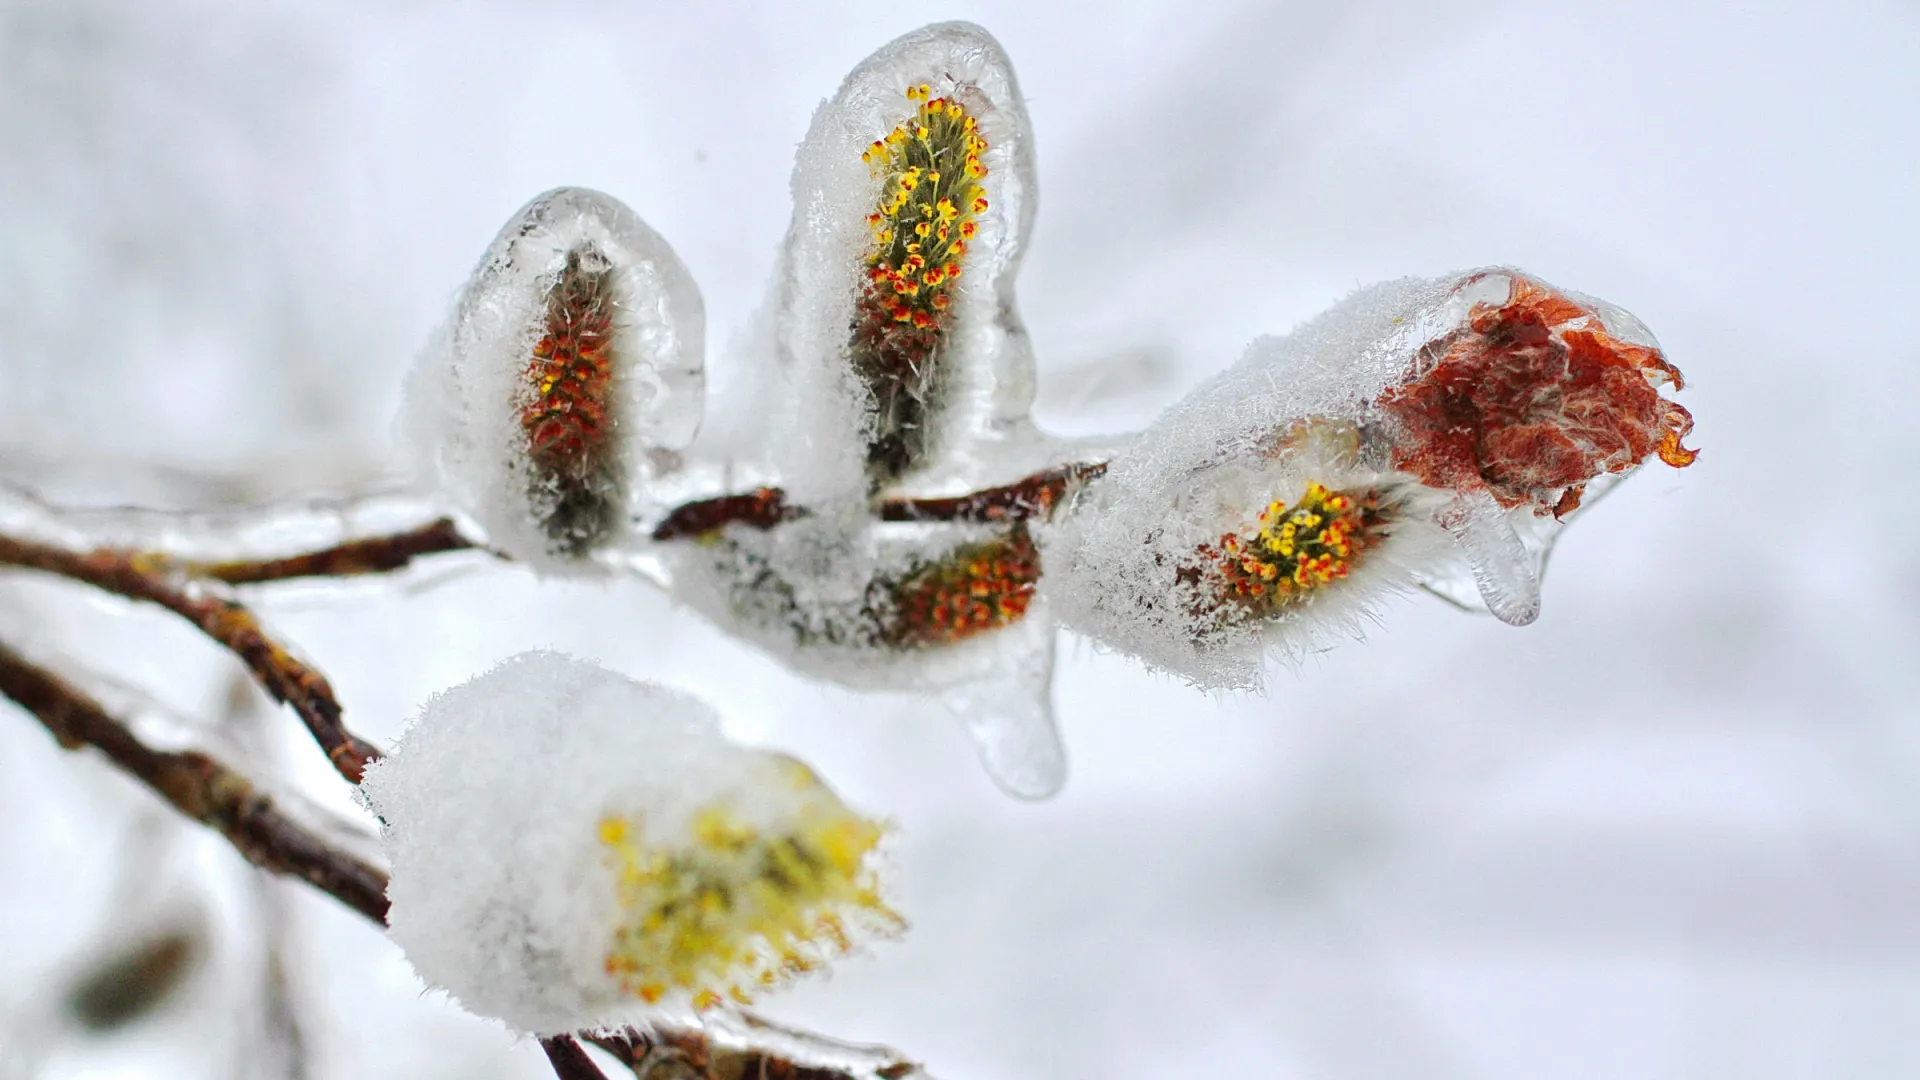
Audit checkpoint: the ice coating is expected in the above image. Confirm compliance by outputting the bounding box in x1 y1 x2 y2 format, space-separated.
664 520 1047 689
405 187 705 572
361 651 898 1035
663 519 1064 797
770 21 1039 504
1042 268 1695 690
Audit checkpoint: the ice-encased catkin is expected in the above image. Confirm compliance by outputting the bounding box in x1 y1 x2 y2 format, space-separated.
405 188 705 573
1041 269 1696 690
662 519 1069 799
770 21 1040 504
360 651 900 1035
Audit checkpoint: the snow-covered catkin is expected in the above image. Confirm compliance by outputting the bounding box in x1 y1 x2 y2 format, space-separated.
405 187 705 572
1043 269 1697 690
360 652 900 1035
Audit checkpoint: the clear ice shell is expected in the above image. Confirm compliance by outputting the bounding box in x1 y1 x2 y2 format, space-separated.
659 521 1070 799
770 21 1041 505
404 186 705 572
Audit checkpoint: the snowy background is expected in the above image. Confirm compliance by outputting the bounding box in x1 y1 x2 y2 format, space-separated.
2 1 1918 1077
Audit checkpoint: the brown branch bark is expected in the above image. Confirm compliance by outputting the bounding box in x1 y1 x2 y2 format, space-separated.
877 461 1106 524
0 641 388 922
541 1036 608 1080
192 517 474 584
14 463 1105 592
650 462 1105 542
587 1015 922 1079
0 640 930 1080
0 534 380 783
650 487 805 541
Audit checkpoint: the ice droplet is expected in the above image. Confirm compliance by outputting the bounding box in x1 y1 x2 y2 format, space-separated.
942 632 1064 800
1442 500 1542 626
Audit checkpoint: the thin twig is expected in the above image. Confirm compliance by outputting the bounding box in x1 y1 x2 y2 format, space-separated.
588 1014 924 1079
193 517 475 585
650 487 804 541
0 534 380 783
541 1036 607 1080
3 463 1108 597
649 462 1107 543
0 641 388 922
877 461 1106 524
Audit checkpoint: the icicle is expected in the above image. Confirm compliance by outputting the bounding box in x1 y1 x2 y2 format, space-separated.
943 628 1065 800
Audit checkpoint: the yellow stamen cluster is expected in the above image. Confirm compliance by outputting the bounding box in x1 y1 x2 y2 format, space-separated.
1209 482 1384 611
860 83 988 329
852 84 992 482
597 762 900 1010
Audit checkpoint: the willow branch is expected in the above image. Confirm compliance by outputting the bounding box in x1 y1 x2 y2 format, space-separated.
650 487 805 542
192 517 475 585
0 534 380 783
877 461 1106 524
651 461 1105 542
586 1013 925 1079
0 641 388 922
541 1036 608 1080
3 462 1107 603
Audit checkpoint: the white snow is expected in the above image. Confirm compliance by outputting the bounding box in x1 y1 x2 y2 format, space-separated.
360 651 894 1035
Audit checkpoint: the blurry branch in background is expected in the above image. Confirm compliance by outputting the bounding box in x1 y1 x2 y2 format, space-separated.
0 634 933 1080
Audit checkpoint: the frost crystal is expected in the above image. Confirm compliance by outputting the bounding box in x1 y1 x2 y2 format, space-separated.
405 188 705 572
770 21 1040 504
360 652 899 1035
1043 269 1696 690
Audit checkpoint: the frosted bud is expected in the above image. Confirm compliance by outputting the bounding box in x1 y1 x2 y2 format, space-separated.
360 651 899 1035
1043 269 1695 690
406 188 705 571
772 21 1040 501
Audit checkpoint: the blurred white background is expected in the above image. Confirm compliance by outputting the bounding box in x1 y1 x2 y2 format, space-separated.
2 1 1917 1077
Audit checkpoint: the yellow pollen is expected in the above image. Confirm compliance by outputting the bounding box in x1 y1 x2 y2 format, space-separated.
596 780 899 1010
856 90 992 345
1202 480 1387 615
